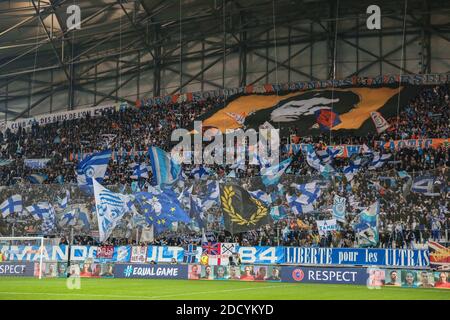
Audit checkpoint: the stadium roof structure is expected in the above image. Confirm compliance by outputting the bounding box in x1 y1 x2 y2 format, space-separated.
0 0 450 120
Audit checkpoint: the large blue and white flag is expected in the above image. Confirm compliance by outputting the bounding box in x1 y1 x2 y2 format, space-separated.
305 146 321 171
0 195 23 218
342 158 362 181
130 163 150 180
25 202 56 234
76 150 111 186
26 202 52 220
368 153 391 170
148 146 181 185
332 195 347 222
411 175 437 195
59 210 77 227
286 194 314 215
292 182 322 205
355 201 379 247
93 179 129 242
249 190 273 206
261 158 291 186
316 148 339 164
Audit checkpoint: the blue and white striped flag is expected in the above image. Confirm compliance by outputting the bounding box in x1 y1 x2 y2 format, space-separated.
148 146 181 185
305 146 321 171
26 202 52 220
191 166 211 180
131 163 150 179
286 194 314 214
368 153 391 170
93 179 129 242
0 195 23 218
292 182 322 205
343 158 362 181
59 210 77 227
270 205 287 221
76 150 111 186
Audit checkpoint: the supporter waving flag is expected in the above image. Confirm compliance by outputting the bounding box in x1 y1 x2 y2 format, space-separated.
0 195 22 218
148 146 181 185
93 179 129 242
342 158 362 181
130 163 150 179
76 149 111 186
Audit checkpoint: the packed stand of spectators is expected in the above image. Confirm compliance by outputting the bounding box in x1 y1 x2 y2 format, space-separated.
0 84 449 248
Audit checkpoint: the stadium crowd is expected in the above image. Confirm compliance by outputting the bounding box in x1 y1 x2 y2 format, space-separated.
0 84 448 249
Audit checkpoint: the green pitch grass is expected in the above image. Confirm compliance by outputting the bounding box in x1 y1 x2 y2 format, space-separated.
0 278 449 300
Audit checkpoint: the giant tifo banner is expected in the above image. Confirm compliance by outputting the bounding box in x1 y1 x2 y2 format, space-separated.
284 247 430 268
139 73 450 107
375 138 449 150
195 86 421 137
2 102 127 132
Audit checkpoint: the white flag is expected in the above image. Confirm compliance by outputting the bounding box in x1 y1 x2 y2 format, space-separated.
370 111 390 134
93 179 129 242
316 219 337 236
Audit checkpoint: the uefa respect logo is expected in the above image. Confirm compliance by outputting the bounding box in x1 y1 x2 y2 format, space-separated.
170 121 280 169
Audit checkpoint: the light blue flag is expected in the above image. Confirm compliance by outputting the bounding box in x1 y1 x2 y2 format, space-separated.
27 173 48 184
355 201 379 247
332 195 346 222
270 206 287 221
59 210 77 227
261 158 292 186
0 195 23 218
93 179 129 242
148 146 181 185
397 170 411 180
76 150 111 186
26 202 52 220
